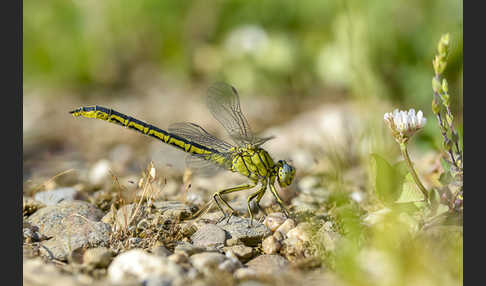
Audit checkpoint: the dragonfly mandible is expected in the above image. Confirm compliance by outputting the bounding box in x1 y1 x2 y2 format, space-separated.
70 82 295 224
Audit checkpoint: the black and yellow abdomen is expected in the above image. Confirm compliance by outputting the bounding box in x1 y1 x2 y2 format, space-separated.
70 105 217 158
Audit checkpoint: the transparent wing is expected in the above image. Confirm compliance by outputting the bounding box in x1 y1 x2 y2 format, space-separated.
207 82 260 147
168 122 234 153
168 122 234 176
184 153 232 177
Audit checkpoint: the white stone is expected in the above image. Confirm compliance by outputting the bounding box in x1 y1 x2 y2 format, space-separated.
108 249 182 284
262 236 281 254
263 212 287 232
88 159 111 185
275 219 296 236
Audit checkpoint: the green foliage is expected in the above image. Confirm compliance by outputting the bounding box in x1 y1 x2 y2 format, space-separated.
395 173 425 204
24 0 462 111
370 153 407 203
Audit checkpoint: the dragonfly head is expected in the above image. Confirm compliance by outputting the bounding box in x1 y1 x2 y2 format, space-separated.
276 160 295 187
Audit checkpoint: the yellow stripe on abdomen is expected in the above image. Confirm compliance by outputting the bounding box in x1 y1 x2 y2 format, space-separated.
70 105 218 157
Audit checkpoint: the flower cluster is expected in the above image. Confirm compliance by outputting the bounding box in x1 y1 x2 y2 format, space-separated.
384 109 426 144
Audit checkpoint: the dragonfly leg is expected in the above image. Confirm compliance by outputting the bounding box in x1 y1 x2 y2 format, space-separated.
246 185 267 227
189 200 215 221
213 195 229 223
213 183 256 223
269 184 291 218
255 191 268 223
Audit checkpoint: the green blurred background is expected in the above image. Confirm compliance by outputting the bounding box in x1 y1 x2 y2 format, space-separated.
24 0 462 112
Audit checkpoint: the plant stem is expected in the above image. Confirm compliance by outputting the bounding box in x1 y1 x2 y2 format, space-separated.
400 143 429 202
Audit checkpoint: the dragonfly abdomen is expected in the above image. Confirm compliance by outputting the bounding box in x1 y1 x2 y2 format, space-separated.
70 105 218 157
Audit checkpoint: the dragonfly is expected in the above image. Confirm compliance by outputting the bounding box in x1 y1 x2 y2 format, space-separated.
70 82 295 224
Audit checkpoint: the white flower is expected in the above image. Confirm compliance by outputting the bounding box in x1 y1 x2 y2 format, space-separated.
384 109 426 143
224 25 268 57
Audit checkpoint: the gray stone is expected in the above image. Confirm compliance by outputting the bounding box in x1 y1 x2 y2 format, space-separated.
27 201 105 237
216 216 271 246
233 268 258 280
151 244 171 257
83 247 113 268
26 201 110 261
190 252 227 271
24 258 87 286
223 245 255 263
238 281 268 286
153 201 193 220
191 224 227 248
168 252 189 264
218 259 241 273
143 277 173 286
174 242 206 256
39 220 111 261
246 255 289 275
34 187 83 206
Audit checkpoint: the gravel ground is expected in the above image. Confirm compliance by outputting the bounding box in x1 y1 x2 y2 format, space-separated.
23 84 448 286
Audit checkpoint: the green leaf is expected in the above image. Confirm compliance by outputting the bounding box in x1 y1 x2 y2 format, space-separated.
395 173 425 204
429 188 441 208
393 160 409 180
370 154 405 203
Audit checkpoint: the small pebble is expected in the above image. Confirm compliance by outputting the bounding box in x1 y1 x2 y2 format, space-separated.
168 252 189 264
286 222 312 243
190 252 226 271
34 187 82 206
263 212 287 232
174 243 206 256
89 159 111 186
191 224 227 248
218 259 241 273
83 247 113 268
233 268 258 280
217 216 271 246
151 244 171 257
275 219 296 235
108 249 182 283
246 254 289 275
272 230 285 242
262 236 282 254
223 245 255 263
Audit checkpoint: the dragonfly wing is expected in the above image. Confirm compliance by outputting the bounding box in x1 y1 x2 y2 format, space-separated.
206 82 256 146
169 122 234 176
184 153 232 177
168 122 234 153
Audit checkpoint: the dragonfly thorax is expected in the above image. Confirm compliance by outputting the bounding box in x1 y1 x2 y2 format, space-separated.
230 147 276 180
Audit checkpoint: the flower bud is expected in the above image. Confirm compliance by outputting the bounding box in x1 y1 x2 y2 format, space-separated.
446 113 454 126
432 77 442 93
432 97 441 115
442 79 448 93
438 33 450 57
